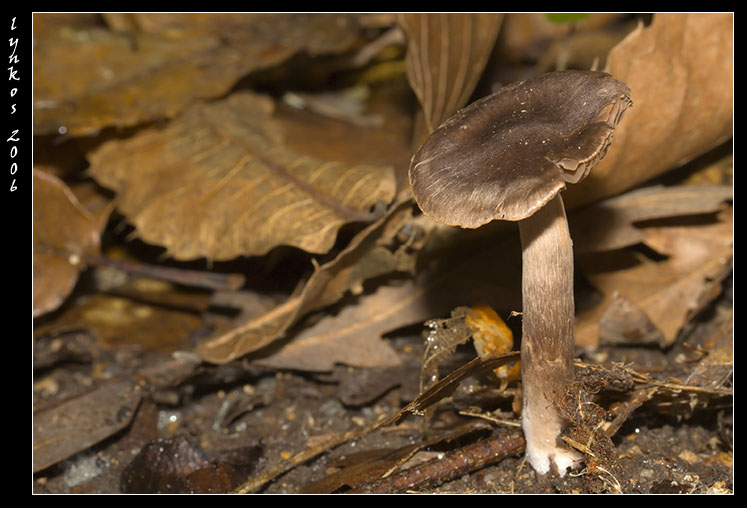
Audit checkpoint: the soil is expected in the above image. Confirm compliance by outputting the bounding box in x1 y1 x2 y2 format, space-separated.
32 277 732 495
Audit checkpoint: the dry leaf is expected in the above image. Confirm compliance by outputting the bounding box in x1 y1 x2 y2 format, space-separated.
253 294 403 371
686 319 732 390
68 179 116 234
566 13 733 208
36 292 204 352
276 82 415 191
194 200 423 364
498 13 624 62
465 305 520 391
576 207 732 348
88 92 396 261
101 13 361 56
33 170 101 317
571 184 732 253
33 378 142 473
253 232 525 372
683 151 732 187
398 13 503 133
32 12 102 37
34 14 361 136
420 307 474 397
533 26 634 74
597 291 666 347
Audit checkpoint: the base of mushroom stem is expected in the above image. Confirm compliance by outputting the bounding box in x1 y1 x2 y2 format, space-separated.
521 401 583 476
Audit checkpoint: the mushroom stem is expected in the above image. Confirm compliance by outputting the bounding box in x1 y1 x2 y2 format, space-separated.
518 193 582 476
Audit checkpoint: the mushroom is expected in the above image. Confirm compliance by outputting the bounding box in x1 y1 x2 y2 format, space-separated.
409 70 632 476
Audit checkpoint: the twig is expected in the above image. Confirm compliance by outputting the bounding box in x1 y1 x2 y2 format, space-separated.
573 360 733 397
459 410 521 427
345 26 405 68
628 372 732 396
81 252 245 291
346 431 525 494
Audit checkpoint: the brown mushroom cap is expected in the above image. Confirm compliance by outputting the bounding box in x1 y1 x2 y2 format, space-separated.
409 70 632 228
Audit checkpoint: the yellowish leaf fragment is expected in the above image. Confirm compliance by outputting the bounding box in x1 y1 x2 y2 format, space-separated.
464 304 520 391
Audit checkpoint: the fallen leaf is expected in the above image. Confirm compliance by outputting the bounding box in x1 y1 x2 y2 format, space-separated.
276 81 415 193
32 12 102 37
497 13 624 62
33 170 101 317
101 12 361 57
597 292 666 347
36 293 204 353
686 318 732 390
194 199 422 364
571 184 732 253
576 207 733 348
252 289 404 372
465 304 520 391
682 151 732 187
88 91 396 261
34 14 362 136
566 13 733 208
533 25 636 74
253 232 524 372
67 179 116 234
33 378 142 473
419 307 474 397
398 13 503 133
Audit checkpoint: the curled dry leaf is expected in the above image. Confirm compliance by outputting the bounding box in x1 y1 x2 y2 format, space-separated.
33 170 101 317
398 13 503 134
566 13 733 208
252 227 524 372
195 200 421 364
34 14 361 137
252 284 405 372
88 92 396 261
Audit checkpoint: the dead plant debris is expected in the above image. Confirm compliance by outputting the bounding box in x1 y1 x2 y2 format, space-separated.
33 13 732 494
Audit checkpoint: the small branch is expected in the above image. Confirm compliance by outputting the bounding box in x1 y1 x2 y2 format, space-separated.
346 431 525 494
345 26 405 69
459 410 521 427
573 361 733 397
630 374 733 396
80 252 245 291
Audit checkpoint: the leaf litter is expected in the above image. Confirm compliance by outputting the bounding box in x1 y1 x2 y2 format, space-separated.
34 13 363 137
88 91 396 261
33 13 732 494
